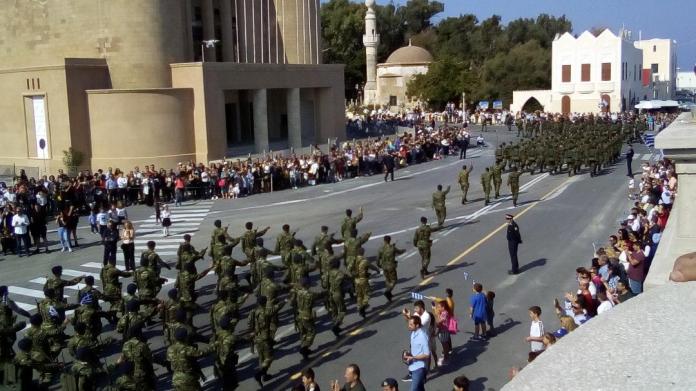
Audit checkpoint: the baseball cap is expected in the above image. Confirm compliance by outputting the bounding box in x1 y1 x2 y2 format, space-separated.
382 378 398 388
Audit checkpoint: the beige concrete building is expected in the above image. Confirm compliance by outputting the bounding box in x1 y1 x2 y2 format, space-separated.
0 0 344 174
376 43 433 110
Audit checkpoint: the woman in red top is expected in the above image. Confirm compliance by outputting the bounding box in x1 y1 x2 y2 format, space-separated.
174 176 185 206
435 300 453 365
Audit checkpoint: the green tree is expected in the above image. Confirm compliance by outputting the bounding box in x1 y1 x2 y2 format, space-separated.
62 147 84 175
406 56 477 110
478 40 551 106
321 0 367 98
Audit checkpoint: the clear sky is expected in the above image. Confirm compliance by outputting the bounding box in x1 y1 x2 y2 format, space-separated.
344 0 696 71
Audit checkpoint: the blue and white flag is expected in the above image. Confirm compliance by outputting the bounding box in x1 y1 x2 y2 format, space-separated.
643 134 655 148
410 292 424 301
463 272 469 280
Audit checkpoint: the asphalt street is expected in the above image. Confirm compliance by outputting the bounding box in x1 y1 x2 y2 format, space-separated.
0 125 656 390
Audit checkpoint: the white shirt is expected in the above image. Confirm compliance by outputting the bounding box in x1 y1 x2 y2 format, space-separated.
529 320 544 352
416 310 431 331
11 214 29 235
597 300 614 315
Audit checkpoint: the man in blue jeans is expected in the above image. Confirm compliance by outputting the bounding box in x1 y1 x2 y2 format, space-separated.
403 316 430 391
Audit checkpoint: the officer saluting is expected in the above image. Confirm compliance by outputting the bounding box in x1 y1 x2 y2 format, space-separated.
506 214 522 275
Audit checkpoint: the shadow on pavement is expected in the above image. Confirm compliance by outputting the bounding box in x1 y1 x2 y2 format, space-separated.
519 258 546 273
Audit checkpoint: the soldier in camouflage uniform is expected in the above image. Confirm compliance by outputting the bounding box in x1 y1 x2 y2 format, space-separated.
340 207 364 239
249 296 287 386
481 167 493 205
210 314 239 389
413 217 433 279
354 248 380 318
166 328 212 391
43 265 84 302
458 164 473 204
343 229 371 278
327 258 348 337
241 222 270 287
274 224 296 268
492 162 503 198
0 285 29 384
139 241 172 294
377 235 405 302
292 277 326 360
14 338 63 390
431 184 451 228
311 225 342 257
507 166 523 207
101 258 133 315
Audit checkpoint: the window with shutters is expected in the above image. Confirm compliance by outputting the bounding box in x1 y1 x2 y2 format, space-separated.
581 63 591 82
562 65 571 82
601 63 611 81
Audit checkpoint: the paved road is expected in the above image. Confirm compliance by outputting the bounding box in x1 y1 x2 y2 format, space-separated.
0 126 657 390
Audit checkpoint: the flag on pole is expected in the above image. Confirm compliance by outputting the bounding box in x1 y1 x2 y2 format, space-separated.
410 292 425 301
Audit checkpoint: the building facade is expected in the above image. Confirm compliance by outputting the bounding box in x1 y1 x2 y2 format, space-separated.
0 0 344 174
634 38 677 99
550 29 646 114
511 29 675 114
676 71 696 93
376 44 432 110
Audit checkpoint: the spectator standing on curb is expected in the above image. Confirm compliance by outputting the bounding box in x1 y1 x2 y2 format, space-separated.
120 220 136 271
161 204 172 237
403 316 429 391
56 212 72 253
526 306 544 353
402 300 438 376
102 220 119 265
330 364 366 391
11 208 30 257
469 283 488 341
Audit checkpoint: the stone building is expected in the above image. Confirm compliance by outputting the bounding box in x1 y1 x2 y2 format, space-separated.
376 42 433 110
0 0 344 174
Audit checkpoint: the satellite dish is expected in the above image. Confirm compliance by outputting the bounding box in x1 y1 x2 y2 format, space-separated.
39 139 46 149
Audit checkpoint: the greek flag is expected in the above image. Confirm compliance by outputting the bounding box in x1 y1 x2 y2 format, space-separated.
410 292 424 301
643 134 655 148
463 272 469 280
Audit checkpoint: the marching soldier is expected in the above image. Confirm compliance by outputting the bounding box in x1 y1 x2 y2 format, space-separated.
377 235 405 302
327 258 348 337
210 314 239 389
507 166 523 207
343 229 372 278
481 167 492 205
274 224 296 268
431 184 451 228
249 296 287 386
100 258 133 314
354 248 381 318
43 265 84 302
458 164 473 204
311 225 342 257
413 217 433 279
166 328 212 391
241 222 270 260
210 220 238 250
340 207 364 239
292 277 326 360
492 162 503 199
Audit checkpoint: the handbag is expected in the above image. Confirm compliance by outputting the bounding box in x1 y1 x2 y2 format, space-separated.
447 316 459 334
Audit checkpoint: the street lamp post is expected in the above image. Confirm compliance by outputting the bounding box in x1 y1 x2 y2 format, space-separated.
201 39 220 62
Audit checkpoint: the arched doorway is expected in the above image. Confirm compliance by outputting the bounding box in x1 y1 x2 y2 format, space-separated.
561 95 570 114
521 97 544 112
601 94 611 113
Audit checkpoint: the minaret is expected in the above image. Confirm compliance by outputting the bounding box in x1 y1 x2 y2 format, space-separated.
363 0 379 105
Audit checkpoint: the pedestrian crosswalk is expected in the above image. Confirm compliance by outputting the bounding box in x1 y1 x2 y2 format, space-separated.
4 200 215 317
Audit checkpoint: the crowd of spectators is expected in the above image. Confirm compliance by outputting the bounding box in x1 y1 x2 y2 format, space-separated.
0 126 472 257
515 156 677 373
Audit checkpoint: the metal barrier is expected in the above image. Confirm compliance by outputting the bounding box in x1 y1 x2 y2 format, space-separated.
0 165 40 184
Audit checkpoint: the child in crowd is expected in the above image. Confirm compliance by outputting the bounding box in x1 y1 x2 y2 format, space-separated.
486 290 496 336
89 207 98 234
526 306 544 353
469 283 488 341
96 207 108 240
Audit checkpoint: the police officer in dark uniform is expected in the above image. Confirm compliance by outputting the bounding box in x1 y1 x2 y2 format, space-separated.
383 152 396 182
506 214 522 275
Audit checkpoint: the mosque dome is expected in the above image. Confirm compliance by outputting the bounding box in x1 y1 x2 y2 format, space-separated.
385 43 434 64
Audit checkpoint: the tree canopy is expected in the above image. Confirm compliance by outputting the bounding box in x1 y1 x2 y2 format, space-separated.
321 0 572 109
